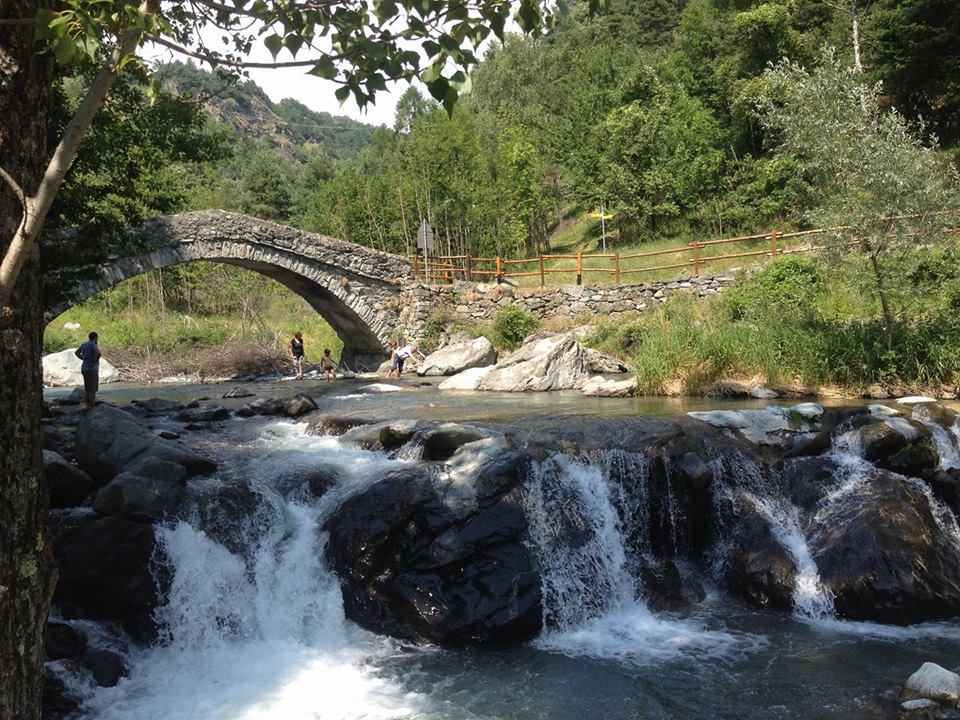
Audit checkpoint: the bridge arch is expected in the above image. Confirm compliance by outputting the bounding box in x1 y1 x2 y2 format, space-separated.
45 210 412 369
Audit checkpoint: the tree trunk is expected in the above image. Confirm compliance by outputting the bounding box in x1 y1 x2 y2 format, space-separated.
869 253 895 351
0 3 57 719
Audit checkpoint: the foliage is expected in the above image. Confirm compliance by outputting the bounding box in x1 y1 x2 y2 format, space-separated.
491 305 539 349
723 256 823 322
758 50 960 346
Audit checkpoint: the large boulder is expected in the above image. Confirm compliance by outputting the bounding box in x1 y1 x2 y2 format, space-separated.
903 662 960 705
438 366 494 391
727 499 796 612
43 450 94 508
476 333 587 392
51 513 165 642
417 336 497 377
92 456 189 522
75 404 216 483
582 347 629 374
42 348 121 387
580 375 638 397
325 456 541 644
810 469 960 624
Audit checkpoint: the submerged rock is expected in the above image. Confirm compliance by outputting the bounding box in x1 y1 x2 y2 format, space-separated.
284 393 318 418
44 622 87 661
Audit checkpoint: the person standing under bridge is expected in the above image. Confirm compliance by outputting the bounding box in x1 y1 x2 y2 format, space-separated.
290 331 305 380
74 331 101 409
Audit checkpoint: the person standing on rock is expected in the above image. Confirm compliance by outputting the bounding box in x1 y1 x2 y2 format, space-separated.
74 332 101 409
290 331 305 380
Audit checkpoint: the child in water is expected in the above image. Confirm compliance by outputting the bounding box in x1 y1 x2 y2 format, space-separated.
290 332 305 380
322 348 336 382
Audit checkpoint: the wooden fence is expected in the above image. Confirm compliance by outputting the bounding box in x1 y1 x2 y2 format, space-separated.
411 217 960 286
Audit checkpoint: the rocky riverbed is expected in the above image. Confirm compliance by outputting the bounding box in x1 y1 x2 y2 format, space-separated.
39 383 960 719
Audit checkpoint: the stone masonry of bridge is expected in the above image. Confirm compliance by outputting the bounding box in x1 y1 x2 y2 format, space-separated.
47 210 738 369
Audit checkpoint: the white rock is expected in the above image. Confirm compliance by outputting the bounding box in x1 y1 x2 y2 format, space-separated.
898 396 938 405
438 366 494 391
357 383 404 393
476 333 587 392
417 336 497 376
903 662 960 704
749 386 779 399
885 416 923 442
793 402 824 420
581 376 638 398
869 403 901 417
42 349 121 387
900 698 942 714
62 321 81 330
687 410 749 429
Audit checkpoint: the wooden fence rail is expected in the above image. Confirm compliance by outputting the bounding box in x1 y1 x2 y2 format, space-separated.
410 216 960 286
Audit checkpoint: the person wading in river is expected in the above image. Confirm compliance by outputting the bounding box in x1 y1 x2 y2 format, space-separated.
74 331 102 409
290 331 305 380
322 348 337 382
390 344 423 377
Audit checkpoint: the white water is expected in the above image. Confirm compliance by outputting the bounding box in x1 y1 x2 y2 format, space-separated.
523 453 752 666
709 453 835 621
912 406 960 469
81 424 427 720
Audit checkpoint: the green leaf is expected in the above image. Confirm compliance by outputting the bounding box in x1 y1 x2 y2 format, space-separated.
426 76 449 102
421 40 440 58
374 0 398 23
420 60 443 84
263 33 284 59
51 36 78 65
309 56 337 79
335 85 351 105
284 34 305 56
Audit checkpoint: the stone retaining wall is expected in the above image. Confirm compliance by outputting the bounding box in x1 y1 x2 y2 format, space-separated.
397 273 737 340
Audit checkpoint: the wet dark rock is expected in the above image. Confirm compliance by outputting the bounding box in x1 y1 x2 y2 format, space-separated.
82 648 128 687
223 386 255 399
42 424 75 458
640 560 706 611
176 479 286 559
339 420 426 451
859 418 928 463
284 393 318 418
45 622 87 660
42 666 81 720
184 420 223 432
304 414 374 436
51 513 166 643
783 431 832 459
325 463 541 645
811 469 960 624
178 404 230 423
56 387 85 406
783 456 838 512
236 396 286 417
728 500 796 611
928 469 960 516
675 451 712 491
275 465 343 501
132 398 184 416
76 404 216 484
92 456 188 522
44 450 94 508
418 423 490 461
880 437 940 478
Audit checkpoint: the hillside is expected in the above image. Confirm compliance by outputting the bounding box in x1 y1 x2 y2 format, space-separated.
155 62 377 160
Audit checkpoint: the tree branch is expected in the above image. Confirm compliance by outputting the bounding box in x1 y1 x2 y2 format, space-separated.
0 0 160 306
0 166 26 211
147 34 338 68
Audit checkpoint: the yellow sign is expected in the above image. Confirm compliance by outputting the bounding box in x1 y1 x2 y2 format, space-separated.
589 211 614 219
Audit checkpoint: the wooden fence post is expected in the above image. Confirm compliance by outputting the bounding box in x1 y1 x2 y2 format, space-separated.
539 254 545 287
691 242 700 275
614 253 621 284
496 256 503 284
466 254 472 281
771 230 778 257
576 252 583 286
412 255 419 280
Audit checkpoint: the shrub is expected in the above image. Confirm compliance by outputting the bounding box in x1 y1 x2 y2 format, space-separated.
723 255 823 322
492 305 539 349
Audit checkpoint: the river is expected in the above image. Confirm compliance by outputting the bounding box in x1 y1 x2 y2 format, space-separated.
45 378 960 719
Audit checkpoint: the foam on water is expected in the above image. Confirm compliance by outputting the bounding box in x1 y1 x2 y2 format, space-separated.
80 424 426 720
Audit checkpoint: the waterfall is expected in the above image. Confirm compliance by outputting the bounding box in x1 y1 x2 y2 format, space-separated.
523 452 746 665
710 453 835 621
80 425 425 720
912 406 960 469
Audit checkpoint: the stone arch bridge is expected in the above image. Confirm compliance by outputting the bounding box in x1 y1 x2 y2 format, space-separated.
45 210 737 368
45 210 414 369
